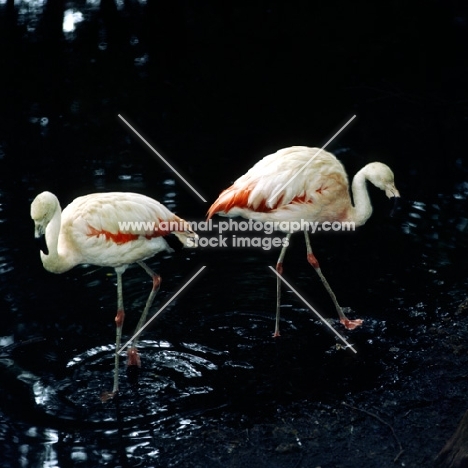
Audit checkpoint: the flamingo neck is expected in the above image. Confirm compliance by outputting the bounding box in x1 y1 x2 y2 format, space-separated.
350 169 373 226
40 208 73 273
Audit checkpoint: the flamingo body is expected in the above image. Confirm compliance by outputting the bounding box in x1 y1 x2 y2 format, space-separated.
208 147 352 225
31 191 195 273
208 146 400 335
208 146 398 226
31 191 197 397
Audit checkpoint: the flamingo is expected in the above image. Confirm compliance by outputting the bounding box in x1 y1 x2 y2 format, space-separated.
30 191 197 398
207 146 400 337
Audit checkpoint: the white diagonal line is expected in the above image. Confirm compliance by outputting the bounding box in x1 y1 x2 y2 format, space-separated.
117 266 206 354
267 115 356 205
268 266 357 353
118 114 208 203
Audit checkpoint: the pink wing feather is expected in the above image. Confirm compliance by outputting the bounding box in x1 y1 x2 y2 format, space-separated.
207 147 351 222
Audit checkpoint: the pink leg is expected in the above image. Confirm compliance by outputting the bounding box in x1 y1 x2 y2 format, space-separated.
304 232 363 330
102 267 127 401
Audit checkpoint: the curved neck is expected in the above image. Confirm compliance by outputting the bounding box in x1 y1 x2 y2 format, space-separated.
41 208 74 273
350 169 373 226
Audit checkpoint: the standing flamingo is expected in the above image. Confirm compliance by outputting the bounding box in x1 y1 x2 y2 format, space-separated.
207 146 400 337
30 191 197 398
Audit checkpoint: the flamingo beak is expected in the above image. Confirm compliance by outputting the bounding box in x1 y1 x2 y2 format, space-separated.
385 185 400 199
386 187 401 218
34 225 49 255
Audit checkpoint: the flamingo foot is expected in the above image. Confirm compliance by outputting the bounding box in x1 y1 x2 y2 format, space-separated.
273 331 281 338
340 318 364 330
100 391 117 403
127 346 141 367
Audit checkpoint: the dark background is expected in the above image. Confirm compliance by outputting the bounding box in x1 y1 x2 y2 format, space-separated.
0 1 467 467
2 1 467 201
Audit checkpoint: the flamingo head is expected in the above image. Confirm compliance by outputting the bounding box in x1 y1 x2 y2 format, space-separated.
364 162 400 198
363 162 401 217
30 191 60 255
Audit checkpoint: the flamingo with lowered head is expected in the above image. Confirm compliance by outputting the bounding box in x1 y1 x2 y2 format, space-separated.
31 191 197 398
207 146 400 337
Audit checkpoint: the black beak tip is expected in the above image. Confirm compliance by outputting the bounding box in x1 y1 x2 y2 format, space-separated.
35 234 49 255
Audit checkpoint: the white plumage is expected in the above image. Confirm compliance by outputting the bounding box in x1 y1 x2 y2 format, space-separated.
208 146 400 336
31 191 197 398
32 191 195 271
210 147 351 222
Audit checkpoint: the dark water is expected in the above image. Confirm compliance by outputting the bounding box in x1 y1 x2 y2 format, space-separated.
0 1 467 467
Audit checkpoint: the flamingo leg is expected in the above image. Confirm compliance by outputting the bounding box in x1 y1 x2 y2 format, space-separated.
126 261 161 367
304 231 363 330
274 233 292 337
106 267 125 399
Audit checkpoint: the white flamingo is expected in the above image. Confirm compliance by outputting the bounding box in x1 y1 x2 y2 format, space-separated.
208 146 400 337
30 191 197 398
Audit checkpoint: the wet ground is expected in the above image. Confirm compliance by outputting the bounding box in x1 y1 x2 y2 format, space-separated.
0 2 467 467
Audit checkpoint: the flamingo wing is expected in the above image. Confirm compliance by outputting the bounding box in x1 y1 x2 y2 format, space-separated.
60 193 182 266
208 147 351 221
